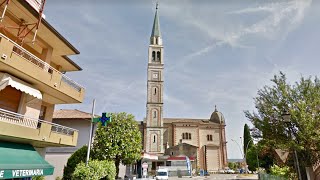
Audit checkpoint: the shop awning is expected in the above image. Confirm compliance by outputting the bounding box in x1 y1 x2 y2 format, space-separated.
0 73 42 99
0 141 54 179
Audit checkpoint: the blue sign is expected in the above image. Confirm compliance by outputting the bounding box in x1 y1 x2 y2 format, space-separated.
92 112 111 126
186 156 191 176
100 112 111 126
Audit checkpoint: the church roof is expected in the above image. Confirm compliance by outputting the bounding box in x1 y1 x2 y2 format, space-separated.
151 3 161 37
209 106 225 124
163 118 216 125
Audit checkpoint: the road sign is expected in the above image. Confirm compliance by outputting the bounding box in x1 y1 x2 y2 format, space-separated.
143 169 147 177
142 162 148 169
275 149 289 163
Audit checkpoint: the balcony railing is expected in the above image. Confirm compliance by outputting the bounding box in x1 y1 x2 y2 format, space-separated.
0 108 78 136
0 33 83 92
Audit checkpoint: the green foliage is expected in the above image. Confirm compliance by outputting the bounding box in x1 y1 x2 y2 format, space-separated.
270 164 291 178
72 160 116 180
228 162 237 170
63 145 88 180
32 176 44 180
243 124 253 155
245 72 320 169
255 140 276 173
92 112 142 178
246 146 259 171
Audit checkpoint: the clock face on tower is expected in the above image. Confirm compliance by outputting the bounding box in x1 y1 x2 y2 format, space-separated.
152 73 158 79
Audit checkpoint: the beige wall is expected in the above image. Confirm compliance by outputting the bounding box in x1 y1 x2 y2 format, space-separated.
207 147 220 171
45 153 70 180
174 126 198 147
18 94 41 119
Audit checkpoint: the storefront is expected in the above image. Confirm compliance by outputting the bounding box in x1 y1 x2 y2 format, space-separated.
0 141 54 179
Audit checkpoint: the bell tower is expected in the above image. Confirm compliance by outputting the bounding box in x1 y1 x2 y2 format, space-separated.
145 3 164 154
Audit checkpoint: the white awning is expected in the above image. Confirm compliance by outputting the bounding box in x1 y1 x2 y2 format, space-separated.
0 73 42 99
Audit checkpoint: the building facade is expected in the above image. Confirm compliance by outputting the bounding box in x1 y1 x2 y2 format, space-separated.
0 1 84 179
141 4 228 173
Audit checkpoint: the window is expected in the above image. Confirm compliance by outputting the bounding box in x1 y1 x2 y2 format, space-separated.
152 51 155 61
156 38 158 45
153 135 156 143
157 51 161 61
154 88 157 95
153 110 157 118
207 135 213 141
182 133 192 140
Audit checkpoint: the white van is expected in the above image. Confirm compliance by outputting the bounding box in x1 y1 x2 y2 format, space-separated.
156 168 169 180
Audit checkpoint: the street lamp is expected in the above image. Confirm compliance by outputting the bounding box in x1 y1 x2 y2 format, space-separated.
282 110 302 180
231 138 245 172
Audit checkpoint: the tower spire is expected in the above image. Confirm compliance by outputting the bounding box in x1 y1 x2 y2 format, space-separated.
151 2 161 38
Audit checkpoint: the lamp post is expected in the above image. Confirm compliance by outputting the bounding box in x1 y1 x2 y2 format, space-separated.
231 138 245 172
282 110 302 180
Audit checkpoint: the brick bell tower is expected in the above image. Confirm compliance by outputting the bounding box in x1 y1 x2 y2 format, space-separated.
145 3 164 154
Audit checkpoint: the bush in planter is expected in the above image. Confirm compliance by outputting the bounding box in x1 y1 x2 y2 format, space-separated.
72 160 116 180
63 145 88 180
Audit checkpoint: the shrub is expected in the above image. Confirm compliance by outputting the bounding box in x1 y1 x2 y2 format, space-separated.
63 145 88 180
270 164 290 178
72 160 116 180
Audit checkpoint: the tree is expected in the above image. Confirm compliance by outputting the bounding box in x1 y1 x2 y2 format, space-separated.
243 124 253 155
92 112 142 179
245 72 320 177
63 145 88 180
72 160 116 180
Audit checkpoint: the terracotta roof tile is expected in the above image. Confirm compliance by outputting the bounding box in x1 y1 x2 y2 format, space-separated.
53 109 93 119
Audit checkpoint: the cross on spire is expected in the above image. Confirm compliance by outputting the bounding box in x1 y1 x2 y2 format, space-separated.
156 1 159 10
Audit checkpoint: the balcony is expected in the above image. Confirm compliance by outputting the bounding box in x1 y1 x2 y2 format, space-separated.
0 108 78 147
0 33 84 104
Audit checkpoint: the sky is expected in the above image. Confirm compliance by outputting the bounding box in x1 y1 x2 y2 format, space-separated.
43 0 320 159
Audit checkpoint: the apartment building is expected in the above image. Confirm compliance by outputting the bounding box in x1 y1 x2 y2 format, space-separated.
0 0 84 179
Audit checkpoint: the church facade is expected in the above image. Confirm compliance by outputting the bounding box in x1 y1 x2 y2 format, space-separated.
139 4 228 173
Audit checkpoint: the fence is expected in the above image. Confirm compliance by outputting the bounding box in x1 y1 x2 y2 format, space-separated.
259 173 287 180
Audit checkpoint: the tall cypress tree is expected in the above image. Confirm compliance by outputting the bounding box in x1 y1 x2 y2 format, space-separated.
243 123 253 155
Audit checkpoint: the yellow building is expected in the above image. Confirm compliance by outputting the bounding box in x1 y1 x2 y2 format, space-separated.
0 0 84 179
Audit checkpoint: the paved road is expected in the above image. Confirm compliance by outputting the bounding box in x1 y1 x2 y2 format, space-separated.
136 174 258 180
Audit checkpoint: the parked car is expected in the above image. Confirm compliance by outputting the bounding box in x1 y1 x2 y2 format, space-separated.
225 169 235 174
156 168 168 180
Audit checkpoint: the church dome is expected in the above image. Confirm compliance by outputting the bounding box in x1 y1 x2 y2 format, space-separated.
210 106 225 124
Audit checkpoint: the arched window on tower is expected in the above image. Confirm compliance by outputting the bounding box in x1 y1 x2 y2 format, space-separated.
154 87 157 95
153 135 156 143
157 51 161 61
153 110 157 118
152 51 155 61
156 38 158 45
